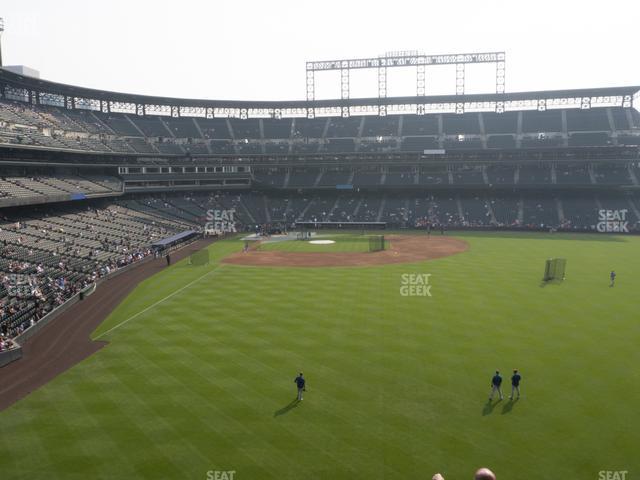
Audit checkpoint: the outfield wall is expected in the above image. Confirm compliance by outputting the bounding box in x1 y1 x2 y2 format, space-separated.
13 255 157 346
0 345 23 368
9 234 206 359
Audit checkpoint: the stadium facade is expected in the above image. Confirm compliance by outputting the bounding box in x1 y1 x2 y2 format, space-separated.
0 65 639 343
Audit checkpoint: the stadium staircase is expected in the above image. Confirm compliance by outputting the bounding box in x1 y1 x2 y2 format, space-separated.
456 196 465 222
263 195 271 223
282 198 293 221
238 197 256 224
376 195 387 222
478 113 488 149
329 196 344 220
159 118 176 138
90 111 116 134
517 198 524 224
595 196 604 212
485 200 497 224
481 166 489 185
296 198 315 221
561 111 569 147
556 199 566 224
351 198 364 218
282 170 291 188
380 169 387 185
626 198 640 221
124 115 146 137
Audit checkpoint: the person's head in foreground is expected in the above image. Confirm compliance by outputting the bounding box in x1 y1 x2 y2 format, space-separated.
431 467 496 480
475 467 496 480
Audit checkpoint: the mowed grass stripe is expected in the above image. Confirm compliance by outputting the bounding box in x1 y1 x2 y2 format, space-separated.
1 234 638 479
132 275 409 478
92 240 242 339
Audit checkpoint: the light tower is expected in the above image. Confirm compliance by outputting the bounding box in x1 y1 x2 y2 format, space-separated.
0 18 4 67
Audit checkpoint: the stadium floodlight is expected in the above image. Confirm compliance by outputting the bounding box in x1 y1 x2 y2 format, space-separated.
306 50 506 115
0 18 4 67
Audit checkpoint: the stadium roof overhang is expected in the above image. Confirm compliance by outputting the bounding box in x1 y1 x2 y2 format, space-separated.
0 68 638 119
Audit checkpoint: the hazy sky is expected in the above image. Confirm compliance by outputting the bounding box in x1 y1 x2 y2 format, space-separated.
1 0 639 101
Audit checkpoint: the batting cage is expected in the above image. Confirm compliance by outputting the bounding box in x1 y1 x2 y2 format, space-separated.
368 235 385 252
543 258 566 281
189 249 210 266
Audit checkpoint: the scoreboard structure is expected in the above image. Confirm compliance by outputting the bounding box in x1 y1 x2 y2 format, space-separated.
305 51 506 103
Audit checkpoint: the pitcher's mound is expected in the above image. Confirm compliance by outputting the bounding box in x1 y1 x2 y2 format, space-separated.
223 235 468 267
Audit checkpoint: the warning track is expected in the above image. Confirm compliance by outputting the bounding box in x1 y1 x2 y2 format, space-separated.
0 238 214 412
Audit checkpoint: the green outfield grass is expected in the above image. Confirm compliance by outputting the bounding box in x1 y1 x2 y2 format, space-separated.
1 232 639 480
257 233 387 253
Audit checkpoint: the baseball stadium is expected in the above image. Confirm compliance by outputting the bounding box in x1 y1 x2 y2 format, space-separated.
0 9 639 480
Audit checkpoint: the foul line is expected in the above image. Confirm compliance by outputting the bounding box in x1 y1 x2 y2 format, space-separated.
95 266 221 340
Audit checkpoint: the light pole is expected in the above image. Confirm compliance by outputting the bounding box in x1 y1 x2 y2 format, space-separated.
0 18 4 67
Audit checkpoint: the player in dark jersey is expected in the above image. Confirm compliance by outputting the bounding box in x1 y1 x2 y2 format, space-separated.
510 369 521 400
294 372 306 401
489 370 503 401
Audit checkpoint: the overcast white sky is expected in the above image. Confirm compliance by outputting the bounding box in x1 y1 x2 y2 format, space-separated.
1 0 639 101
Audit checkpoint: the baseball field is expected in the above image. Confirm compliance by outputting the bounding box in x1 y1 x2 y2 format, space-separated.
0 231 638 480
255 233 388 253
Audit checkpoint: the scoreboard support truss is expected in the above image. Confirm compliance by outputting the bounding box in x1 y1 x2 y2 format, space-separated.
305 51 506 109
